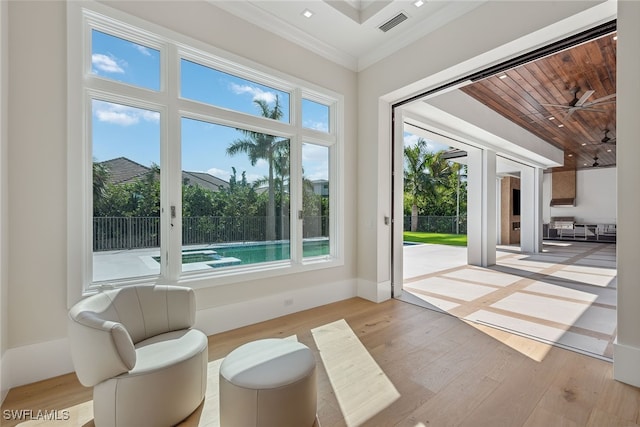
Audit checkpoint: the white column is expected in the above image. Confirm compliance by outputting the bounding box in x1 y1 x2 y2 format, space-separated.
496 176 503 246
520 166 543 253
615 0 640 387
467 148 496 267
482 150 497 266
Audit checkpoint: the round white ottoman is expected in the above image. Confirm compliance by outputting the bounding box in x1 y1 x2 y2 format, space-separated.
219 338 317 427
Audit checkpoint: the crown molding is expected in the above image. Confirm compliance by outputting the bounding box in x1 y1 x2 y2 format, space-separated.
211 1 359 71
358 1 486 71
209 1 486 72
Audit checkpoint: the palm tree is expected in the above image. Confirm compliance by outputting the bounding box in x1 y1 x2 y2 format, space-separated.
226 96 289 241
404 138 429 232
273 144 290 240
404 139 451 232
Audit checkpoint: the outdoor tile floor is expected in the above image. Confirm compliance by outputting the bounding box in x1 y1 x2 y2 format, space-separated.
399 240 617 360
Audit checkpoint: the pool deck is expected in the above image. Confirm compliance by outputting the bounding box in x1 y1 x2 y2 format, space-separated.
93 239 328 282
93 245 241 282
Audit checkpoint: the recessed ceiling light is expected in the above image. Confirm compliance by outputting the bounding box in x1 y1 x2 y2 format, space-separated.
302 9 314 18
498 74 507 79
558 124 564 128
613 35 618 41
581 143 587 146
584 163 588 166
414 0 425 7
549 117 555 120
568 154 573 157
607 149 612 152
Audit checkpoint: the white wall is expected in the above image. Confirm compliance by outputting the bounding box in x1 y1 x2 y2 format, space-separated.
5 0 357 388
543 167 617 224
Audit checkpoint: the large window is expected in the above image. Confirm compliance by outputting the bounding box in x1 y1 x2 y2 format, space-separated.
180 118 291 273
68 3 342 296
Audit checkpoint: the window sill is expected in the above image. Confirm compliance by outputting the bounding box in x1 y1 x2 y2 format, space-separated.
177 256 343 289
82 256 344 296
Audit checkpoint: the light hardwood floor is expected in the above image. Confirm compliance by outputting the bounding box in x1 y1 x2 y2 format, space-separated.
2 297 639 426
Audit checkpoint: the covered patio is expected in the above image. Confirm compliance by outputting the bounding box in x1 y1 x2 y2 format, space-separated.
399 241 617 360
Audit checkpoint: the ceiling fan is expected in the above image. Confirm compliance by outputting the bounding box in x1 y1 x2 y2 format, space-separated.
540 87 616 121
599 128 616 145
592 154 600 168
586 129 617 146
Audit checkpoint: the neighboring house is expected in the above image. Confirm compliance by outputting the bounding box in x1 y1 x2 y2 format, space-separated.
310 179 329 197
182 171 228 192
98 157 156 185
97 157 228 191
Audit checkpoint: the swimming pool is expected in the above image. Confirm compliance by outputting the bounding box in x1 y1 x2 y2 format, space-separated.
155 239 330 268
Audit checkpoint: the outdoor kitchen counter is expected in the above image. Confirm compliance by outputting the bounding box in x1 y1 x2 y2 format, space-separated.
543 223 616 242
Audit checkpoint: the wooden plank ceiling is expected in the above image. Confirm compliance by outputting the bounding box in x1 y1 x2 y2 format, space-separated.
461 32 617 171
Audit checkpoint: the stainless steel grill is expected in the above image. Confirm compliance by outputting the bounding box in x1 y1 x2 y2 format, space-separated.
550 216 575 229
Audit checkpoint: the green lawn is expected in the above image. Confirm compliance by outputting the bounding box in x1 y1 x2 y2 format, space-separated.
403 231 467 247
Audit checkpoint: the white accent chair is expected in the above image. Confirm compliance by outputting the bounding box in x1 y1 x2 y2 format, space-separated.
68 284 208 427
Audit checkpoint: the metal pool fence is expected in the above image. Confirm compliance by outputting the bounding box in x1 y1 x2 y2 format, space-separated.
93 216 329 251
404 216 467 234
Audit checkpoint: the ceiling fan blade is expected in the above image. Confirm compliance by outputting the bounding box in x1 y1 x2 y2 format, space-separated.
575 90 595 107
562 109 577 122
575 108 609 113
539 103 573 108
583 93 616 106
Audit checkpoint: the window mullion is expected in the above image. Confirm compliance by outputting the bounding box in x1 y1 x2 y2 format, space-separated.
162 43 182 283
330 99 343 260
290 88 303 264
178 99 294 139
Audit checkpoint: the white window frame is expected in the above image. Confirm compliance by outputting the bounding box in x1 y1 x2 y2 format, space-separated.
67 1 344 307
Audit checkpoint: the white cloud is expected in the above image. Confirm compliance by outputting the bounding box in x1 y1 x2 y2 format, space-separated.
303 145 329 181
403 133 450 152
229 83 277 104
303 120 329 132
403 133 422 148
141 110 160 122
92 53 125 74
304 168 329 181
302 144 328 163
207 167 231 180
245 173 264 184
135 45 152 57
93 100 160 126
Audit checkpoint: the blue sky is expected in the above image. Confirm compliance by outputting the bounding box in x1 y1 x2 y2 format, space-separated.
403 132 450 152
90 30 448 185
91 30 329 184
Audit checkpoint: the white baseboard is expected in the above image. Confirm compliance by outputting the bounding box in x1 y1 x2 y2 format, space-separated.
5 337 74 390
4 279 358 390
195 279 357 336
357 279 391 303
614 339 640 387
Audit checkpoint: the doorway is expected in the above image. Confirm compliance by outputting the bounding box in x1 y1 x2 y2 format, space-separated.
389 25 618 360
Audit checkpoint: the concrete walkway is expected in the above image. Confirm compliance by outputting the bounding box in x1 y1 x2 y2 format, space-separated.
398 241 617 360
